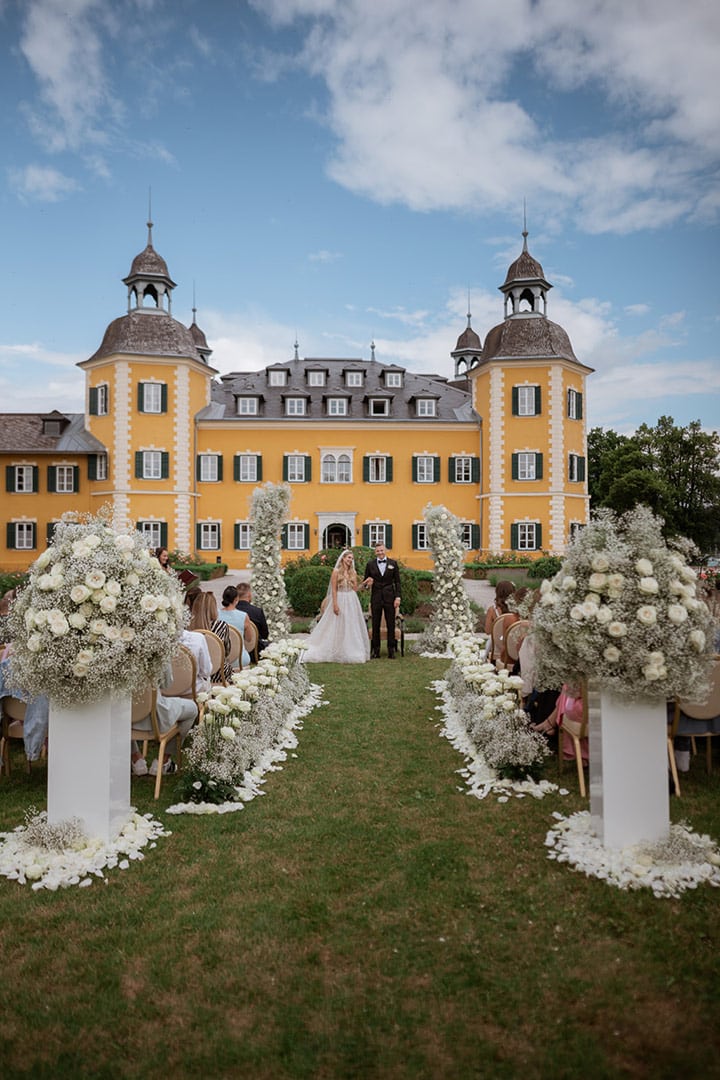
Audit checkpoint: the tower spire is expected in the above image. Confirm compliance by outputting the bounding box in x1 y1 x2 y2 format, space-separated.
467 287 472 328
522 198 528 252
294 335 299 361
147 186 153 247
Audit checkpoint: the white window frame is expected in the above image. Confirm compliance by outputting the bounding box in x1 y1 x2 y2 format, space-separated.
14 465 34 493
459 523 473 549
285 397 306 416
369 398 389 416
55 465 75 493
268 370 287 386
368 523 387 547
415 523 428 549
568 389 580 419
307 370 325 386
237 455 258 482
287 455 306 483
200 455 219 482
416 399 436 417
97 384 109 416
287 523 306 550
345 371 363 387
517 523 538 551
142 383 163 414
14 522 35 550
454 455 472 483
416 455 435 483
517 453 536 481
517 386 537 416
368 456 386 483
199 522 220 550
235 522 252 549
321 451 352 484
138 521 163 548
143 451 162 480
568 454 580 482
237 397 258 416
95 455 108 481
327 397 347 416
569 522 584 542
385 371 402 388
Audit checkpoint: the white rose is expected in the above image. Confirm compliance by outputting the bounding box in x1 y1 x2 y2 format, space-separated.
37 573 58 591
91 590 106 604
85 533 102 549
606 573 625 592
155 609 169 624
591 554 610 572
140 594 159 612
607 621 627 638
638 577 659 595
105 580 122 597
104 625 121 641
583 593 601 608
689 630 706 652
220 726 236 740
115 535 134 552
561 576 577 592
33 609 48 626
635 558 654 576
603 645 621 662
588 573 607 592
35 549 53 569
581 601 599 618
27 633 43 653
72 662 90 677
595 606 613 625
643 663 666 681
90 619 107 635
47 611 69 636
86 570 106 589
68 612 87 630
76 649 94 665
120 626 136 642
667 604 688 625
99 595 117 613
70 584 91 604
126 572 140 588
636 605 657 626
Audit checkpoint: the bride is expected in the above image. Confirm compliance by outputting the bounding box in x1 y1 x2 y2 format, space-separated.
302 550 371 664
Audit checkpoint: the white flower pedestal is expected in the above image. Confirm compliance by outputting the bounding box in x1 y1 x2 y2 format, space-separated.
47 696 132 843
588 682 669 849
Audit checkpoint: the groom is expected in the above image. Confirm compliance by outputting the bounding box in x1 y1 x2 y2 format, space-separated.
363 543 401 659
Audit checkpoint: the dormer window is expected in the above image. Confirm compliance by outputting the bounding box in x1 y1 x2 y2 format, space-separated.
285 397 306 416
415 399 436 417
43 420 61 436
326 397 348 416
307 370 326 387
384 371 403 388
268 369 288 387
368 398 390 417
345 370 364 388
236 397 259 416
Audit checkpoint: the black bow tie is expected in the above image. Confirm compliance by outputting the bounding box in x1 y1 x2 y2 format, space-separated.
378 560 386 565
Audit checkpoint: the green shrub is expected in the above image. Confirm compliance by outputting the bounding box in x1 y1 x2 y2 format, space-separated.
0 571 28 596
399 567 418 615
527 554 563 580
286 565 332 616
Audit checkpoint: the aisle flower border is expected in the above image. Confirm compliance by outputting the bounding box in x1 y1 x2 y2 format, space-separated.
416 504 475 656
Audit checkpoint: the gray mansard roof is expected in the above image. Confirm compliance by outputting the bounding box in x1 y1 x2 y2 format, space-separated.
0 413 106 453
208 357 475 421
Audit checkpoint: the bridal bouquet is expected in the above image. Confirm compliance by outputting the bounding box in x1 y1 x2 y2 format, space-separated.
8 512 185 707
532 506 714 703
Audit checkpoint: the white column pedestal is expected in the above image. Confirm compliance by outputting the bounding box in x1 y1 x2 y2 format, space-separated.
48 696 132 843
589 683 669 849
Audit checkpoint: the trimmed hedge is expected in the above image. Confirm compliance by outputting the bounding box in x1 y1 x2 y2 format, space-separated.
286 565 332 616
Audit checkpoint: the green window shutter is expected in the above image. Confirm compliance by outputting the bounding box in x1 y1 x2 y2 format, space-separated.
433 456 441 482
135 451 143 479
385 525 393 549
535 524 542 550
196 456 202 481
362 525 369 547
511 454 519 481
282 456 288 481
161 384 168 413
412 524 419 549
138 383 145 412
471 524 480 548
511 386 519 415
46 522 57 544
47 466 56 493
234 455 240 482
303 524 310 549
578 456 586 483
32 466 39 493
6 466 14 493
89 387 98 415
449 457 456 483
305 455 312 482
196 524 202 550
234 524 241 549
161 453 169 479
577 392 583 420
73 466 79 492
363 455 370 482
160 523 168 548
217 456 223 482
6 523 16 549
256 455 263 481
510 523 519 550
88 456 97 481
412 457 418 482
535 386 542 414
386 456 393 482
535 453 543 480
471 457 480 483
280 525 288 550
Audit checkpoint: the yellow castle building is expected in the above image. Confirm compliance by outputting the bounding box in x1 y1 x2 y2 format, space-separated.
1 224 591 571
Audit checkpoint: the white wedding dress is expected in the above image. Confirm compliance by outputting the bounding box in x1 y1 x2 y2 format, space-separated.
302 583 371 664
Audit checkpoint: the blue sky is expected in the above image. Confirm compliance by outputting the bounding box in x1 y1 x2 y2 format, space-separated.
0 0 718 434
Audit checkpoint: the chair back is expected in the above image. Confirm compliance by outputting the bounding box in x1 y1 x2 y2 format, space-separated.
677 657 720 721
131 685 160 739
226 625 243 670
245 620 259 663
3 696 27 723
162 645 197 700
505 620 529 662
490 613 514 662
194 629 226 682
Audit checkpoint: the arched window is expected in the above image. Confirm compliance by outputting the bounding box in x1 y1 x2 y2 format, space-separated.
337 454 351 482
322 454 336 483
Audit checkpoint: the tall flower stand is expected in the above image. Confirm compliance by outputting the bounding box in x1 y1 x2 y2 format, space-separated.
47 696 132 843
588 682 669 849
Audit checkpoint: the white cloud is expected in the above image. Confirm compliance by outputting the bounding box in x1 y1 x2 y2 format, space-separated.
624 304 650 317
366 306 429 328
0 341 86 411
308 249 342 263
7 164 80 202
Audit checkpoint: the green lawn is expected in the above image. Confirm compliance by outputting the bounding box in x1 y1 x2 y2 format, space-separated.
1 654 719 1079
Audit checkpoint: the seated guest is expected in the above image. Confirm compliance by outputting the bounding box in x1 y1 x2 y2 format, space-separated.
532 682 587 763
484 580 515 636
0 588 50 762
215 586 253 667
180 630 213 694
188 590 234 683
235 582 270 654
131 664 198 776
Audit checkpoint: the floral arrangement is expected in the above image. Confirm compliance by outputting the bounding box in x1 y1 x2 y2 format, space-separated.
249 483 291 640
416 504 475 654
171 641 313 809
532 506 714 703
8 513 185 708
0 808 168 890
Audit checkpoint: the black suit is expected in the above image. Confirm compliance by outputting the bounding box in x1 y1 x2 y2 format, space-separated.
236 600 269 652
364 557 401 657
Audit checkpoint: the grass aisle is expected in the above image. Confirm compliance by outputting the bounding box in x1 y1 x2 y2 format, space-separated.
1 654 719 1079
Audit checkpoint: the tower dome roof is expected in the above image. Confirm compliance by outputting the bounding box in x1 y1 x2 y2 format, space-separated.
128 243 170 280
88 311 203 363
503 246 545 285
481 316 577 363
455 324 482 351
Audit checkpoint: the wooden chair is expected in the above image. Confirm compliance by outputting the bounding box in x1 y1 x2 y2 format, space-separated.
490 612 516 667
0 697 30 777
673 657 720 775
226 625 244 671
245 620 260 664
162 645 200 715
130 685 181 799
505 619 530 664
195 628 227 685
558 683 589 798
365 611 405 656
667 702 682 797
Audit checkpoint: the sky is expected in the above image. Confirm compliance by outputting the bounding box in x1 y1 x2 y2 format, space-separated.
0 0 718 434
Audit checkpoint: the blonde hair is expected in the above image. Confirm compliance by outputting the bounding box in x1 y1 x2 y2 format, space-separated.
188 590 218 631
335 550 358 590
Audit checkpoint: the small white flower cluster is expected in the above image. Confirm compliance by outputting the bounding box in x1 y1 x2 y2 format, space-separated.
249 483 292 639
170 641 315 809
546 811 720 898
9 513 186 707
0 811 169 891
533 507 714 703
416 504 475 655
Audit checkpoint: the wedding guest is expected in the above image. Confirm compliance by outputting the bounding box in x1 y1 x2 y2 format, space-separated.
155 547 172 573
532 682 587 763
188 590 233 682
131 663 199 777
0 589 49 762
235 582 270 654
180 630 213 694
215 586 252 667
484 580 515 636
